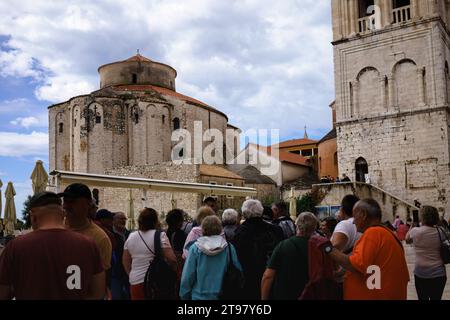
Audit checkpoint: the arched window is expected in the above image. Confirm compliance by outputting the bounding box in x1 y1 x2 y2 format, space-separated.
162 115 166 125
173 117 180 131
132 73 138 84
393 0 410 9
58 123 64 134
92 189 100 206
358 0 374 18
355 157 369 183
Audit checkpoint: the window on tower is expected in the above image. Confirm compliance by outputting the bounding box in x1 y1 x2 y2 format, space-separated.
358 0 375 18
173 117 180 131
393 0 410 9
58 123 64 134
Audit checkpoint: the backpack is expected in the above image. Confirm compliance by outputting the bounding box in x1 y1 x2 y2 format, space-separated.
242 222 279 275
219 243 245 300
138 231 178 300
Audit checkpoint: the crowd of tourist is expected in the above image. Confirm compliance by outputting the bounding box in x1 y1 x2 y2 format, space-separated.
0 182 449 300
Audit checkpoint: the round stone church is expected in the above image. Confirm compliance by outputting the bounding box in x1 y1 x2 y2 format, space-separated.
49 52 239 175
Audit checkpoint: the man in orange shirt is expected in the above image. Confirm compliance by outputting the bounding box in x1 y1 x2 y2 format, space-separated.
323 199 410 300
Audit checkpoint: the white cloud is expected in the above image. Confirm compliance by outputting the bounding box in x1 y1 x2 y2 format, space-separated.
0 131 48 157
10 113 47 128
0 0 335 138
0 98 31 114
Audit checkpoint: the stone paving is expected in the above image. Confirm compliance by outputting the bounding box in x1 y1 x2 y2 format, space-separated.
405 244 450 300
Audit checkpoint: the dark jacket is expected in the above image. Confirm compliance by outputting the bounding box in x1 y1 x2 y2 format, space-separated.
223 224 239 242
272 216 296 240
233 218 283 300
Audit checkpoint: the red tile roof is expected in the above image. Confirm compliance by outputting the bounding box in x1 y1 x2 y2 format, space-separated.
248 143 311 167
111 84 228 120
112 85 208 108
200 165 244 180
275 138 318 148
126 54 152 62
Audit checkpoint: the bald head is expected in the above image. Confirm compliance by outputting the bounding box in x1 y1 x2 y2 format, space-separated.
113 212 127 231
30 204 65 230
353 199 382 233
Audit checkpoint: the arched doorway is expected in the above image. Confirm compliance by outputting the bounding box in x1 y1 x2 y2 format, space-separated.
355 157 368 183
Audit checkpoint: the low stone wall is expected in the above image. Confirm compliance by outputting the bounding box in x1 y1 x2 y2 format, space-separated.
102 163 201 225
312 182 419 222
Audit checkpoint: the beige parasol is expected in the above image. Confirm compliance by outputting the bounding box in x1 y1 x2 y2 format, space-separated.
289 187 297 221
31 160 48 194
4 182 16 236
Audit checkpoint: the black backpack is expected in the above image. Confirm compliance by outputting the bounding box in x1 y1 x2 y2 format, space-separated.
138 230 178 300
219 243 245 300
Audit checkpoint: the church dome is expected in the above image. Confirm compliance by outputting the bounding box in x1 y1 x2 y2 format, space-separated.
98 52 177 90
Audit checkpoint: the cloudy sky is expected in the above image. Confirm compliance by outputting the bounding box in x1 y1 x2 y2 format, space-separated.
0 0 334 217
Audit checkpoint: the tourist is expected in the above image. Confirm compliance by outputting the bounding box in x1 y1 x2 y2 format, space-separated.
329 195 361 298
233 199 283 300
326 199 410 300
262 205 274 222
166 209 188 257
182 197 218 237
406 206 447 300
331 195 361 254
396 219 411 242
222 209 240 242
261 212 318 300
113 212 130 241
180 216 242 300
123 208 177 300
0 192 105 300
111 212 130 300
341 174 351 182
271 202 296 239
182 206 217 259
95 209 118 250
393 215 402 230
320 216 338 239
61 183 112 297
203 196 218 214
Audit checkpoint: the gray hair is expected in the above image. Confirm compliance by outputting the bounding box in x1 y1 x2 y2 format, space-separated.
295 212 319 237
222 209 239 225
201 216 223 237
241 199 264 219
354 199 382 220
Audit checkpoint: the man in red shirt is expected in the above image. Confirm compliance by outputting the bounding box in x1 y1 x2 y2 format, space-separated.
0 192 105 300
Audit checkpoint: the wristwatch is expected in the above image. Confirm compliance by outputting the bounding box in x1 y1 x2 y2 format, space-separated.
324 244 333 254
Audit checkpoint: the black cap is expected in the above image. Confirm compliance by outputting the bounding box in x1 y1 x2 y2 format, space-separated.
57 183 92 200
29 192 62 209
96 209 114 220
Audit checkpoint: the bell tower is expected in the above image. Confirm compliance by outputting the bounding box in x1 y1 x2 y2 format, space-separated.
331 0 450 213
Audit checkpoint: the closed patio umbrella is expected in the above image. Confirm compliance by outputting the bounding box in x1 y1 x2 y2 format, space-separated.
289 187 297 221
128 189 135 231
31 160 48 194
4 182 16 236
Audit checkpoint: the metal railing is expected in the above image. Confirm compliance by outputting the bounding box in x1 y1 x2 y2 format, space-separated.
358 16 376 34
393 5 411 24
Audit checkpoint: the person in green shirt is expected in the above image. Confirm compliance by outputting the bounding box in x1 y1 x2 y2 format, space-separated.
261 212 319 300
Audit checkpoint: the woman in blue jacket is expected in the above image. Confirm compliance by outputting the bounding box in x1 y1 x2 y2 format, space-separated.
180 215 242 300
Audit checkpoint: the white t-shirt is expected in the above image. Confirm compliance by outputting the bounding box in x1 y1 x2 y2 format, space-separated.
124 230 172 285
407 226 446 278
331 218 361 253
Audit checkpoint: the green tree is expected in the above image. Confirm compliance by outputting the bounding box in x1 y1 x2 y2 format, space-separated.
21 195 32 229
296 193 317 215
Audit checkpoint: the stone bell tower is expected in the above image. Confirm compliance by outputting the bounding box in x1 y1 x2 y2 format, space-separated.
331 0 450 214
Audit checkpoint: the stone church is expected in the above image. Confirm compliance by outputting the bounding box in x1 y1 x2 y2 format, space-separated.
331 0 450 214
48 53 278 216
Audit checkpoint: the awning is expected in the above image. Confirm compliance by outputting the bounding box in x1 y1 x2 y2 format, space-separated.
50 170 257 197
